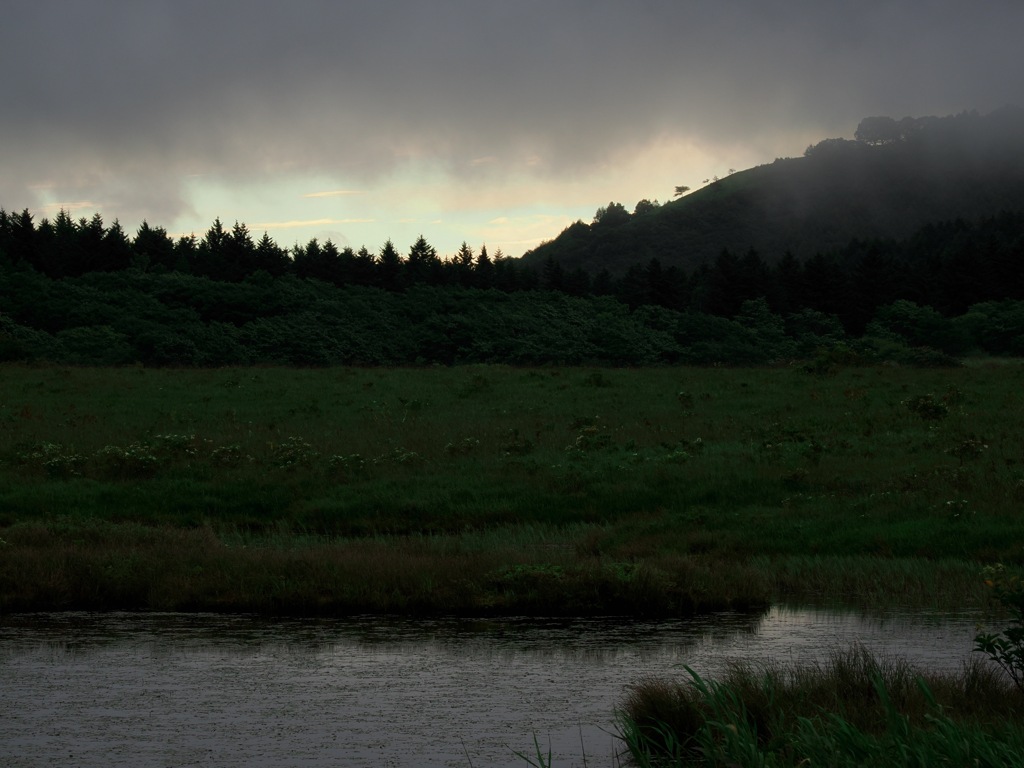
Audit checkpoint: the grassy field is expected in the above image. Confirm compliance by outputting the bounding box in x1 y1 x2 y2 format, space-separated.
1 362 1022 615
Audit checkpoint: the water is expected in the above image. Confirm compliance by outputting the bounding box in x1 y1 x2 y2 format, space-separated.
0 607 984 767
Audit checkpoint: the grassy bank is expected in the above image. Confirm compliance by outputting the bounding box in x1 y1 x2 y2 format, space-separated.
618 646 1024 766
1 362 1022 614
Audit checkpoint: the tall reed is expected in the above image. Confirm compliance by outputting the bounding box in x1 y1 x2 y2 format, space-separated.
618 646 1024 767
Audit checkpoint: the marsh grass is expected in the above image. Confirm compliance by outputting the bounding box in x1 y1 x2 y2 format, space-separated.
619 646 1024 766
0 518 999 615
761 555 988 606
2 363 1023 613
0 518 777 614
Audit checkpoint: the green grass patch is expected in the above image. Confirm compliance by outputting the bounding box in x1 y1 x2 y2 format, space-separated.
2 362 1023 614
618 646 1024 767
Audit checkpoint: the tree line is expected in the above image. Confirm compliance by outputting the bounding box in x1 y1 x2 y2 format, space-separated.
1 206 1023 367
604 211 1024 330
0 209 534 291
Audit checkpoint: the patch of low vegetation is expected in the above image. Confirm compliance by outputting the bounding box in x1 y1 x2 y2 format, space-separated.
618 645 1024 767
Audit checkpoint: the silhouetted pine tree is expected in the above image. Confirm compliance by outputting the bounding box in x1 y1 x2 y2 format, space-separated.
134 221 178 272
378 240 403 291
474 244 494 289
253 232 291 277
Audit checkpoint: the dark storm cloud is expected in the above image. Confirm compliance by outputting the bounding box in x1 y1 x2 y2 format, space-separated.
3 0 1022 223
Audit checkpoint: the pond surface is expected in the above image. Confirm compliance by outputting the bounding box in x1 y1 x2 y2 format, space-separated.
0 607 984 768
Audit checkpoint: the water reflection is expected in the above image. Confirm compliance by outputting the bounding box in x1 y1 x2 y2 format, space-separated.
0 607 983 768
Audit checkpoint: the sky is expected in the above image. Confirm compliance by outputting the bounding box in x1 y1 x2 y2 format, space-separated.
3 1 1023 260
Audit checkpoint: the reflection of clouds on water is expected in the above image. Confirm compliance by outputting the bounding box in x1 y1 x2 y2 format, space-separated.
0 608 983 768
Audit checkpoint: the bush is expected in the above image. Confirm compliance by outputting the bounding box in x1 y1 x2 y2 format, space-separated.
955 300 1024 355
975 564 1024 692
55 325 135 365
868 300 971 356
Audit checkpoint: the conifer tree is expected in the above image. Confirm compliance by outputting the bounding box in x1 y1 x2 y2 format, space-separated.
378 239 402 291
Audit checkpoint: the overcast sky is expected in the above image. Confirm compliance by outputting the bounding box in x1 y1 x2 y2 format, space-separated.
3 1 1022 258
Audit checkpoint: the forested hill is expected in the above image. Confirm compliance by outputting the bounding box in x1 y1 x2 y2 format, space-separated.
2 107 1024 368
519 107 1024 274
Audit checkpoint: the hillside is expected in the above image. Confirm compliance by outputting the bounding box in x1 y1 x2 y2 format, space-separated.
519 107 1024 274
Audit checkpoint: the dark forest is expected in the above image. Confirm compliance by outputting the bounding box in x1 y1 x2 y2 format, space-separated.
1 205 1022 368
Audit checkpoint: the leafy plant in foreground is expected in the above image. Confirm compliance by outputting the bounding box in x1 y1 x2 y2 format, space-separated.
975 564 1024 692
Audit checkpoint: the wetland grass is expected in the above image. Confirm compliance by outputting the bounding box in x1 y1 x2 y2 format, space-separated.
0 519 774 614
1 362 1023 614
618 646 1024 767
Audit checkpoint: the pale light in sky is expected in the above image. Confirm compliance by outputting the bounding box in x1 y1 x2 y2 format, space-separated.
2 1 1022 258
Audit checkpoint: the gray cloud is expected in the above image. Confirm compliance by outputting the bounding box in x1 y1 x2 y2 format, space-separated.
3 0 1022 225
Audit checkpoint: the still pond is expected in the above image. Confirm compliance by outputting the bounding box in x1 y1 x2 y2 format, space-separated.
0 607 983 767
